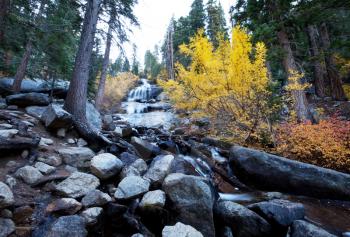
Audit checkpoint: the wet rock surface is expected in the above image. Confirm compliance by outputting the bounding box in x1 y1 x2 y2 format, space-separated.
230 145 350 200
162 173 216 237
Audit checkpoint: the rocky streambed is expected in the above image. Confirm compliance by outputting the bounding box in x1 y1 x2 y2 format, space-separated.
0 78 349 237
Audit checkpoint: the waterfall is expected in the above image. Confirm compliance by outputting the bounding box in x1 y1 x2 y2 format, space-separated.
127 79 152 102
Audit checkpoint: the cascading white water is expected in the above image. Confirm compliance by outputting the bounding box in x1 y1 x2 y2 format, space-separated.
118 78 176 129
128 79 152 102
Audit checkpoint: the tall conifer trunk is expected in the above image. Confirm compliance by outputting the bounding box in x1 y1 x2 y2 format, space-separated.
12 41 32 92
319 22 347 101
277 30 311 121
307 25 327 98
64 0 107 144
95 9 115 110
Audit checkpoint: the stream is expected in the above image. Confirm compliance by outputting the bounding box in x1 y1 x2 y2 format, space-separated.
117 78 350 236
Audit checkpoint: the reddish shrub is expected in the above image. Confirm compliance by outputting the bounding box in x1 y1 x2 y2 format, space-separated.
276 116 350 173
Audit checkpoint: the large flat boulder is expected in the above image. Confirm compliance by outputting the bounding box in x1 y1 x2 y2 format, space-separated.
6 92 50 107
54 172 100 198
57 147 95 168
162 173 215 237
0 78 69 97
230 146 350 200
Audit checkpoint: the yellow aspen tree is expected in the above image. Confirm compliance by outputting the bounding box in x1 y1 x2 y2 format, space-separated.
160 26 274 143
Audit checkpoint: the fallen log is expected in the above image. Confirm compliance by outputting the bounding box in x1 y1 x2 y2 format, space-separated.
0 136 40 151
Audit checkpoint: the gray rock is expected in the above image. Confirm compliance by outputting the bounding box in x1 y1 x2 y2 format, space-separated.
57 147 95 168
131 137 161 160
0 78 69 94
81 189 112 207
114 126 133 138
56 128 66 138
120 166 141 179
230 146 350 200
55 172 100 198
86 102 102 130
67 138 75 144
0 102 7 109
0 124 12 129
64 165 78 174
162 173 215 237
0 218 15 237
144 155 174 186
114 176 150 200
47 215 87 237
42 104 73 129
38 155 62 167
288 220 336 237
25 106 47 119
90 153 123 179
46 198 82 215
6 92 50 107
39 137 54 149
6 105 17 110
214 201 272 237
15 166 43 185
77 138 88 147
0 129 18 138
0 209 12 219
139 190 166 209
120 159 148 178
0 182 14 208
248 199 305 227
4 176 16 189
162 222 203 237
131 234 144 237
34 162 56 175
120 152 140 166
81 207 103 225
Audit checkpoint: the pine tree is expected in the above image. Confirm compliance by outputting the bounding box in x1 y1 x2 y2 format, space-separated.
122 58 130 72
131 44 139 75
206 0 228 48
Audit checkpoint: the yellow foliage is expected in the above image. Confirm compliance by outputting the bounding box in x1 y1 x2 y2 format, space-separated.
159 26 274 143
343 84 350 100
99 72 138 110
334 54 350 78
285 70 310 92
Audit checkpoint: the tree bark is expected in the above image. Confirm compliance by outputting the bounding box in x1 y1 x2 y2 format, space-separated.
12 41 33 92
319 22 347 101
95 11 115 110
64 0 109 145
307 25 327 98
277 30 311 121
